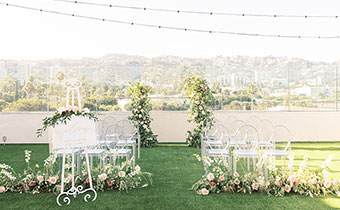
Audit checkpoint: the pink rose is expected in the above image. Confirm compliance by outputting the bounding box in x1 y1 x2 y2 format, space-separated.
259 172 263 176
29 181 36 187
98 173 107 181
37 175 44 183
86 177 90 183
324 180 331 188
207 173 214 181
209 182 216 187
142 89 145 93
0 186 5 193
107 180 113 186
233 172 239 178
201 188 209 195
252 182 259 191
219 176 224 181
274 181 282 186
48 176 57 184
195 101 200 105
284 185 291 193
82 171 87 176
24 185 29 190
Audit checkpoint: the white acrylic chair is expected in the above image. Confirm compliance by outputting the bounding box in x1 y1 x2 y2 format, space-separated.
246 115 262 131
104 124 132 166
229 120 247 148
223 115 238 128
204 122 224 148
258 119 274 149
264 125 291 165
115 120 139 160
202 125 231 171
233 124 260 173
103 116 117 127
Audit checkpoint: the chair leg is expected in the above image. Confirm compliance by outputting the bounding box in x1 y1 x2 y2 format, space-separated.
252 157 256 171
233 155 237 174
247 158 250 171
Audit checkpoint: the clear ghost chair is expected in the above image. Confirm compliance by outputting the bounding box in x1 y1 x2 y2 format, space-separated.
115 120 139 162
223 115 238 128
264 125 291 168
246 115 262 131
204 122 224 148
233 124 260 173
96 119 108 148
258 119 274 149
229 120 247 148
202 125 231 171
103 116 117 127
104 124 132 166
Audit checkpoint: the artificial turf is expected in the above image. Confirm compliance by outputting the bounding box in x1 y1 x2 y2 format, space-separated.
0 142 340 210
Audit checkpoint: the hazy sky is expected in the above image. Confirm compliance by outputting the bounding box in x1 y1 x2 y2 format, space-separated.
1 0 340 61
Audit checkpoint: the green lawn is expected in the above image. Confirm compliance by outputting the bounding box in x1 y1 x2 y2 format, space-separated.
0 142 340 210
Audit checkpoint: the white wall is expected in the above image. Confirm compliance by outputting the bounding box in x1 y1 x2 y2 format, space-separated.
1 111 340 144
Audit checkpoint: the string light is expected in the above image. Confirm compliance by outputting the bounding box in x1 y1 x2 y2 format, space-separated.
0 2 339 39
53 0 340 19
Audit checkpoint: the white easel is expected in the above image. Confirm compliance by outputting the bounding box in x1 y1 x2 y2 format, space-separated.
54 78 97 206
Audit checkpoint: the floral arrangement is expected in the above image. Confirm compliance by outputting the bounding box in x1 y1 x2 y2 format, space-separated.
0 150 152 194
184 76 215 147
128 82 158 147
36 106 98 137
192 154 340 197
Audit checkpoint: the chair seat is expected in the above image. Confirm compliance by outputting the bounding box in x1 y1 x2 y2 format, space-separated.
116 140 136 146
107 149 131 156
259 140 272 147
206 140 223 146
81 148 106 156
229 140 247 147
265 150 289 157
206 149 230 156
55 148 82 156
234 149 258 157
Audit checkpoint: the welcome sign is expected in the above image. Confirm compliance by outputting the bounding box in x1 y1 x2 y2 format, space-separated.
49 116 97 149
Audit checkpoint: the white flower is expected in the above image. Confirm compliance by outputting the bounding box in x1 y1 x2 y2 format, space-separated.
201 188 209 195
83 108 90 113
199 106 203 110
233 172 239 177
135 165 141 172
139 114 142 118
118 171 126 178
207 173 214 181
143 124 147 129
138 105 142 109
194 113 198 117
57 107 66 113
0 186 5 193
66 106 72 111
195 101 200 105
98 173 107 181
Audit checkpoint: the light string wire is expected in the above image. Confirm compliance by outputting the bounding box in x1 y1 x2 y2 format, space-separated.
52 0 340 19
0 2 339 39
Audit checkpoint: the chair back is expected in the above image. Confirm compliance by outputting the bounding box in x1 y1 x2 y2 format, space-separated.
259 119 274 141
234 124 259 150
247 115 262 131
271 125 292 152
229 120 246 136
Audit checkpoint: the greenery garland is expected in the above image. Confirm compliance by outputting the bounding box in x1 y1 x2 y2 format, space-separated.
128 82 158 147
184 76 215 147
0 151 152 194
192 154 340 197
36 106 98 137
